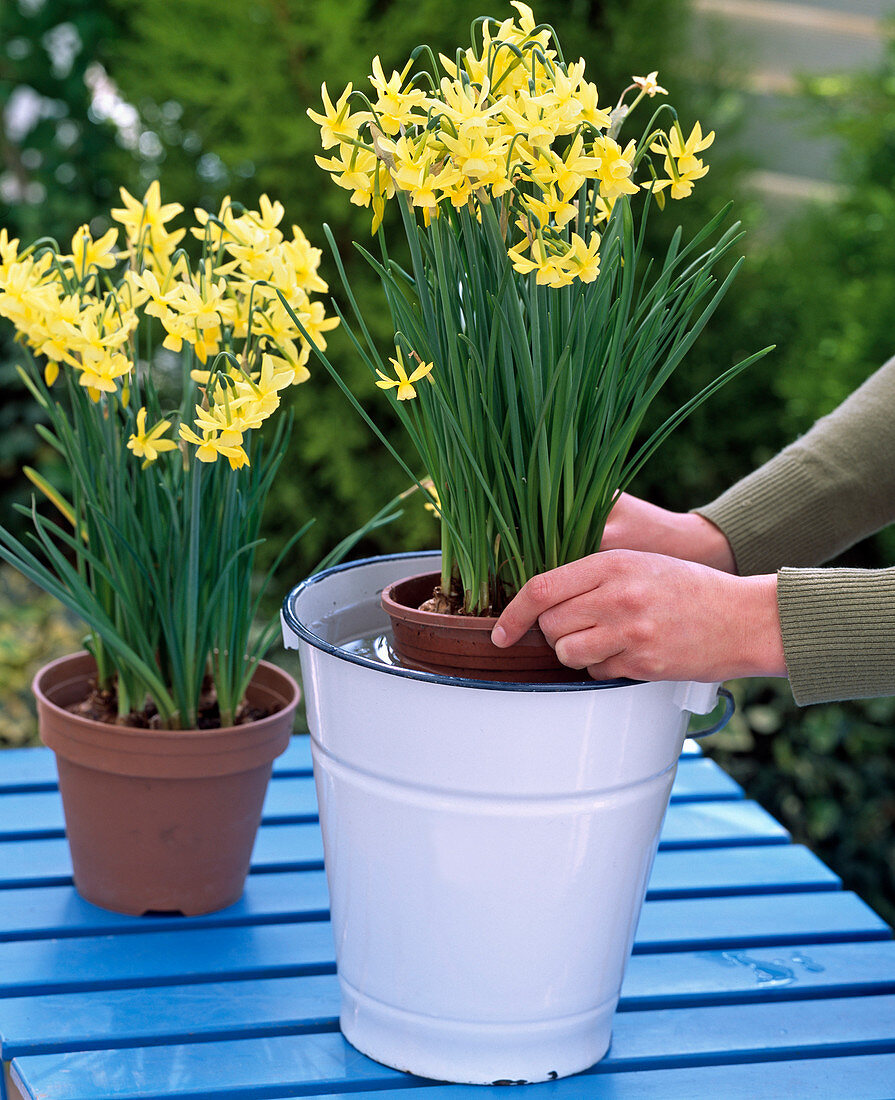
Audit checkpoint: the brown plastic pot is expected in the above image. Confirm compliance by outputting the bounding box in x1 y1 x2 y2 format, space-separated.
33 652 299 916
381 571 589 683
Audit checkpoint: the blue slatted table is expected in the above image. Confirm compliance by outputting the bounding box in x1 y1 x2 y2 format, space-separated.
1 735 893 1100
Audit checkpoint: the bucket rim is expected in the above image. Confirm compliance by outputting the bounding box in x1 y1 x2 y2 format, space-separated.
283 551 640 694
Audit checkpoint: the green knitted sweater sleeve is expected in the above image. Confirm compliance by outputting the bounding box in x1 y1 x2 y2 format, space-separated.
695 355 895 704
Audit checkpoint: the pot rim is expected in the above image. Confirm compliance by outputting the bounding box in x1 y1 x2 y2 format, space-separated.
32 651 301 740
283 551 639 694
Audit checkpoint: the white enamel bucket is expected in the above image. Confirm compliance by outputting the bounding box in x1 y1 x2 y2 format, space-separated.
282 552 732 1085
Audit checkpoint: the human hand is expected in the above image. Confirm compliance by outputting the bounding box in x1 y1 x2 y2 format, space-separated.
601 493 737 574
491 549 786 683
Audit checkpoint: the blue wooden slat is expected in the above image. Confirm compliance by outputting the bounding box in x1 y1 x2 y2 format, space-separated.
658 801 788 848
0 734 701 795
0 738 315 795
664 757 742 801
4 942 895 1061
633 892 890 953
0 786 783 845
263 776 332 822
9 1032 413 1100
0 756 734 840
621 939 895 1009
11 996 895 1100
0 832 836 900
0 969 600 1061
0 891 886 999
0 872 331 941
0 845 842 942
601 993 895 1070
274 736 313 773
0 776 320 840
0 748 57 794
0 922 336 999
645 844 839 899
0 824 328 890
0 975 343 1058
0 792 63 840
296 1054 895 1099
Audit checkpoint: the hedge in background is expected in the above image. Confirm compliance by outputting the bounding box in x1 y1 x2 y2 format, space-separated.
0 568 84 748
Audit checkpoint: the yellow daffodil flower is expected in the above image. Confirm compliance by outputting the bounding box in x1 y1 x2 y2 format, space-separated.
592 136 639 200
258 352 299 390
33 306 83 375
70 225 119 278
126 406 178 467
435 77 507 135
369 56 427 135
316 144 390 216
307 83 368 149
438 128 512 192
632 71 667 98
160 277 236 365
651 121 714 174
521 187 577 231
535 60 601 135
508 237 576 288
591 194 617 226
392 156 441 211
133 269 180 323
292 297 340 354
111 181 185 258
375 351 434 400
179 422 249 469
554 134 600 201
251 195 285 236
191 195 237 249
653 158 710 200
75 348 132 397
507 237 543 277
648 122 713 199
0 228 20 272
564 232 601 283
502 92 562 153
281 226 328 295
0 255 56 330
572 78 613 131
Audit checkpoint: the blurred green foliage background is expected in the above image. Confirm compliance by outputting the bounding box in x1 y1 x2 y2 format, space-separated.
1 0 893 923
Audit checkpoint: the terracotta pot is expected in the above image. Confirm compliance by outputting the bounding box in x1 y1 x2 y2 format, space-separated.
381 571 589 682
33 652 299 916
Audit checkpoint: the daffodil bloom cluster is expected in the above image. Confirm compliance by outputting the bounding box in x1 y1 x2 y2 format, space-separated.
0 183 336 469
375 350 435 401
303 5 762 618
309 1 713 290
0 188 335 728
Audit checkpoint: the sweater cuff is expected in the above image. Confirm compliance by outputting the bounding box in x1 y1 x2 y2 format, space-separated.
694 452 849 575
778 566 895 705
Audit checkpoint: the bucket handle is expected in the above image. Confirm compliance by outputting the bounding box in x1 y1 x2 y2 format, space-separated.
688 687 735 739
